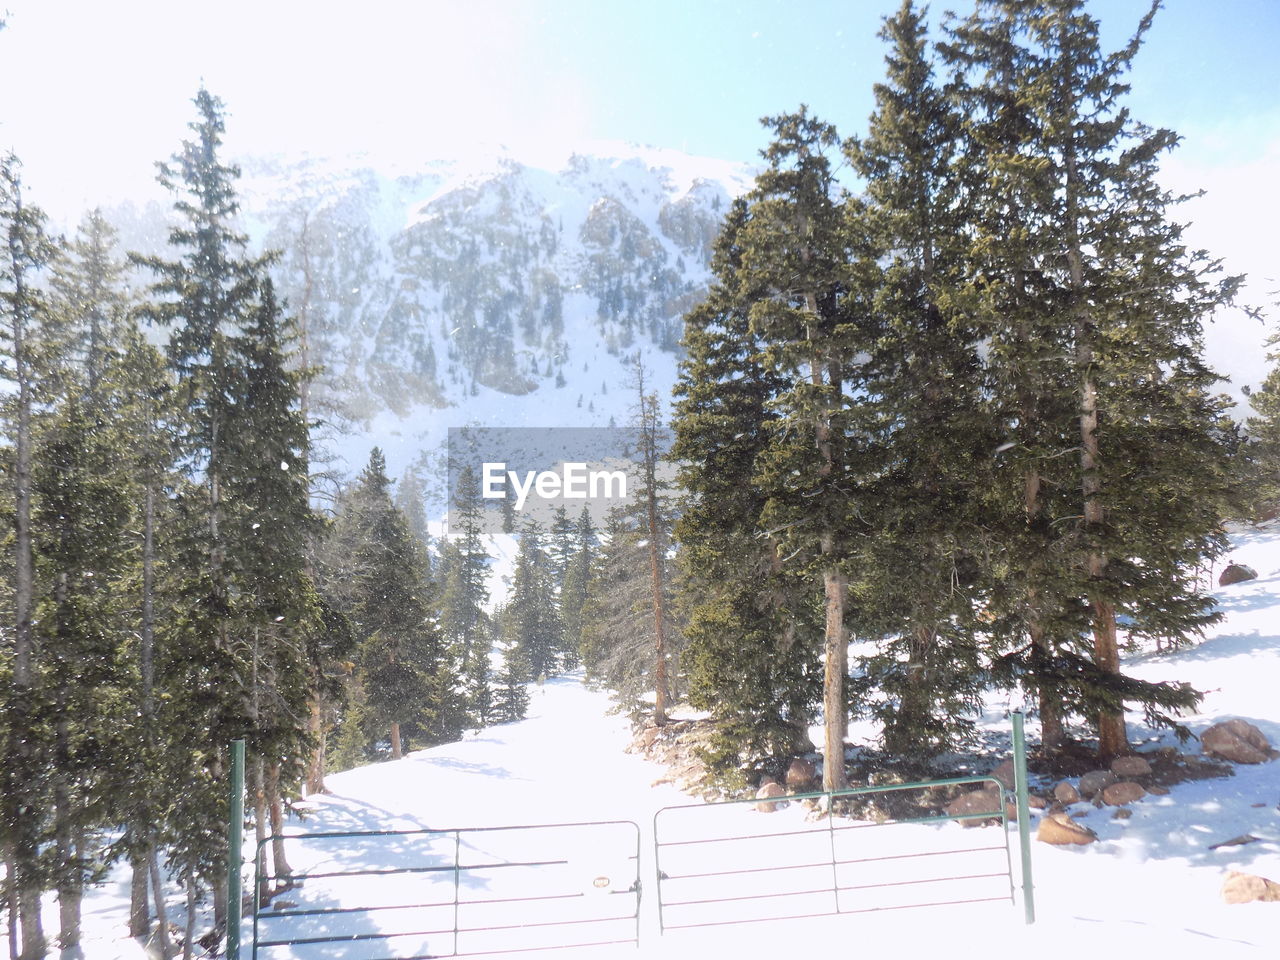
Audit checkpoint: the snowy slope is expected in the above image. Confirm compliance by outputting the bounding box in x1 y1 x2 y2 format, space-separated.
62 523 1280 958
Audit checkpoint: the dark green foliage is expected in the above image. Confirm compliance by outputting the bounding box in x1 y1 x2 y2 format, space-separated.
580 500 683 722
341 449 457 755
439 466 493 727
504 519 561 681
674 198 822 779
844 0 995 758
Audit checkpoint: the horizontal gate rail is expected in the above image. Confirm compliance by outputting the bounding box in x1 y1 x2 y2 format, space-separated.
253 819 641 960
653 775 1015 933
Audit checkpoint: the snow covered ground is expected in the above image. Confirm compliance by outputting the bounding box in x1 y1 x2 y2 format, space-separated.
64 523 1280 958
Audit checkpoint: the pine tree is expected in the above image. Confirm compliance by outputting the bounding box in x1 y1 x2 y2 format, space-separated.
439 466 493 728
342 449 454 758
506 519 560 681
33 395 134 951
737 109 876 790
629 356 675 724
945 0 1237 756
558 506 598 669
580 500 683 722
673 198 823 785
492 608 531 723
1 152 62 960
844 0 994 759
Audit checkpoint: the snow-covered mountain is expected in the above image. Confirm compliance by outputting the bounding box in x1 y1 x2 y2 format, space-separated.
111 145 754 494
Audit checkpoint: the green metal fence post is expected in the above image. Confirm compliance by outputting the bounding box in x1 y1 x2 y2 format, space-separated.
1011 712 1035 924
228 739 246 960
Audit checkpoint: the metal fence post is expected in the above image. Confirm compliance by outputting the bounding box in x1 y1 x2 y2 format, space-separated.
228 739 246 960
1011 712 1035 924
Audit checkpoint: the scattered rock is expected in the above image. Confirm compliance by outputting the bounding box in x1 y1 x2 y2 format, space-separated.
1078 769 1118 798
1221 871 1280 904
946 788 1004 827
1101 781 1146 806
1218 564 1258 587
1053 781 1081 805
988 759 1016 791
1201 719 1278 765
755 781 788 813
1209 834 1260 851
1154 746 1179 759
785 758 817 790
1148 784 1170 796
1028 795 1049 810
1111 755 1152 777
1037 811 1098 846
1112 808 1132 820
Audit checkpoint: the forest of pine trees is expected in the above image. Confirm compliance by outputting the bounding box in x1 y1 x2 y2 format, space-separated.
1 1 1277 957
676 0 1254 790
0 91 589 960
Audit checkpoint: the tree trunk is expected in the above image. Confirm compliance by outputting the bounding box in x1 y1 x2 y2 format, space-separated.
390 722 402 760
304 692 327 795
18 883 43 960
7 847 17 960
252 759 269 908
54 774 80 950
146 844 172 960
129 853 150 939
822 559 849 792
266 763 293 886
181 881 196 960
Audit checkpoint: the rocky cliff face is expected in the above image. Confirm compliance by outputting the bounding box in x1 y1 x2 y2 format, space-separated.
244 149 749 416
111 144 753 485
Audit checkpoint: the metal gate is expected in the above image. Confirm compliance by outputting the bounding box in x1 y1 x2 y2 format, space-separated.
251 820 642 960
653 775 1018 933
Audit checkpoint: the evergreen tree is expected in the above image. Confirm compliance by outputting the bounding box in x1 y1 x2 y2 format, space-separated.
342 449 454 758
439 466 492 728
580 501 683 722
558 506 598 669
1 152 62 960
945 0 1237 755
33 396 134 951
844 0 994 759
491 607 531 723
505 519 560 681
737 109 876 790
673 198 823 785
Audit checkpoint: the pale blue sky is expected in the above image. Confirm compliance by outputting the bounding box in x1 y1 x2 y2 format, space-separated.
1 0 1276 389
1 1 1275 197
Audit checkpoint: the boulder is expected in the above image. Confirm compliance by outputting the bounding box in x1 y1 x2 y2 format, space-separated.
1110 755 1152 778
1028 795 1049 810
1201 719 1277 765
946 788 1004 827
755 781 788 813
1037 811 1097 846
1078 769 1118 799
1218 564 1258 587
785 758 817 790
1112 808 1133 820
1101 781 1146 806
988 759 1017 791
1221 871 1280 904
1053 781 1081 805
